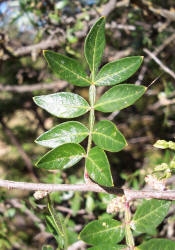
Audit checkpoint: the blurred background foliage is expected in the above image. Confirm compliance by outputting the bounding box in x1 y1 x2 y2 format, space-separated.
0 0 175 249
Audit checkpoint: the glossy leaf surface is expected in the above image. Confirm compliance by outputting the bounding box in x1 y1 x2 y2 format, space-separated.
86 146 113 186
95 84 146 113
35 121 89 148
88 244 126 250
84 17 105 77
95 56 143 86
137 239 175 250
92 120 127 152
33 92 90 118
131 199 171 234
36 143 85 170
44 50 91 87
80 219 124 245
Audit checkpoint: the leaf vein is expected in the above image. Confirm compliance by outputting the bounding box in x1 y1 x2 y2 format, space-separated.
95 61 139 84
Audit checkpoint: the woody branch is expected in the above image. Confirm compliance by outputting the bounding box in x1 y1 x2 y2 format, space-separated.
0 179 175 201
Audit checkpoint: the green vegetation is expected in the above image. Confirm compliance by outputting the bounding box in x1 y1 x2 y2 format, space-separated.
1 1 175 249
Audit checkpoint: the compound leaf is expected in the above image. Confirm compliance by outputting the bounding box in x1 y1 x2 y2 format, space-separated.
95 56 143 86
137 239 175 250
85 17 105 78
79 219 124 245
92 120 127 152
85 146 113 187
95 84 146 113
36 143 85 170
131 199 171 234
35 121 89 148
33 92 90 118
44 50 91 87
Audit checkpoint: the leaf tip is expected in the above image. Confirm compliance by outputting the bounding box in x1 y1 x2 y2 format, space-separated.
35 161 39 168
140 56 144 64
33 96 37 103
143 86 148 92
35 156 43 168
33 96 40 106
43 50 47 58
43 50 51 62
43 49 49 55
34 138 39 144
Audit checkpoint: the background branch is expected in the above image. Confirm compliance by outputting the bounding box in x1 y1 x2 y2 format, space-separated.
0 119 37 182
0 80 68 93
8 199 45 232
0 179 175 202
143 48 175 80
13 39 61 56
136 33 175 85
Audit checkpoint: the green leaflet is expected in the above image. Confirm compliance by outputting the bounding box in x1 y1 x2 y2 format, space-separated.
137 239 175 250
42 245 54 250
85 146 113 187
33 92 90 118
85 195 95 214
88 244 127 250
70 192 82 216
79 219 124 245
36 143 85 170
47 197 65 238
45 215 64 247
84 16 105 79
131 199 171 234
95 56 143 86
92 120 127 152
44 50 91 87
95 84 146 113
35 121 89 148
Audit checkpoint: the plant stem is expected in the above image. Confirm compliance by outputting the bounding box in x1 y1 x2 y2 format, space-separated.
48 195 68 250
125 201 135 250
87 85 96 153
84 84 96 182
86 109 94 154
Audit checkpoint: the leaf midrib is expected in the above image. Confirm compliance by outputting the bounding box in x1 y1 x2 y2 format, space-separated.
40 153 85 165
83 223 123 238
133 203 169 225
95 60 139 84
95 89 144 108
92 131 124 146
86 156 111 184
45 103 90 110
38 132 89 142
53 58 91 85
92 22 101 77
